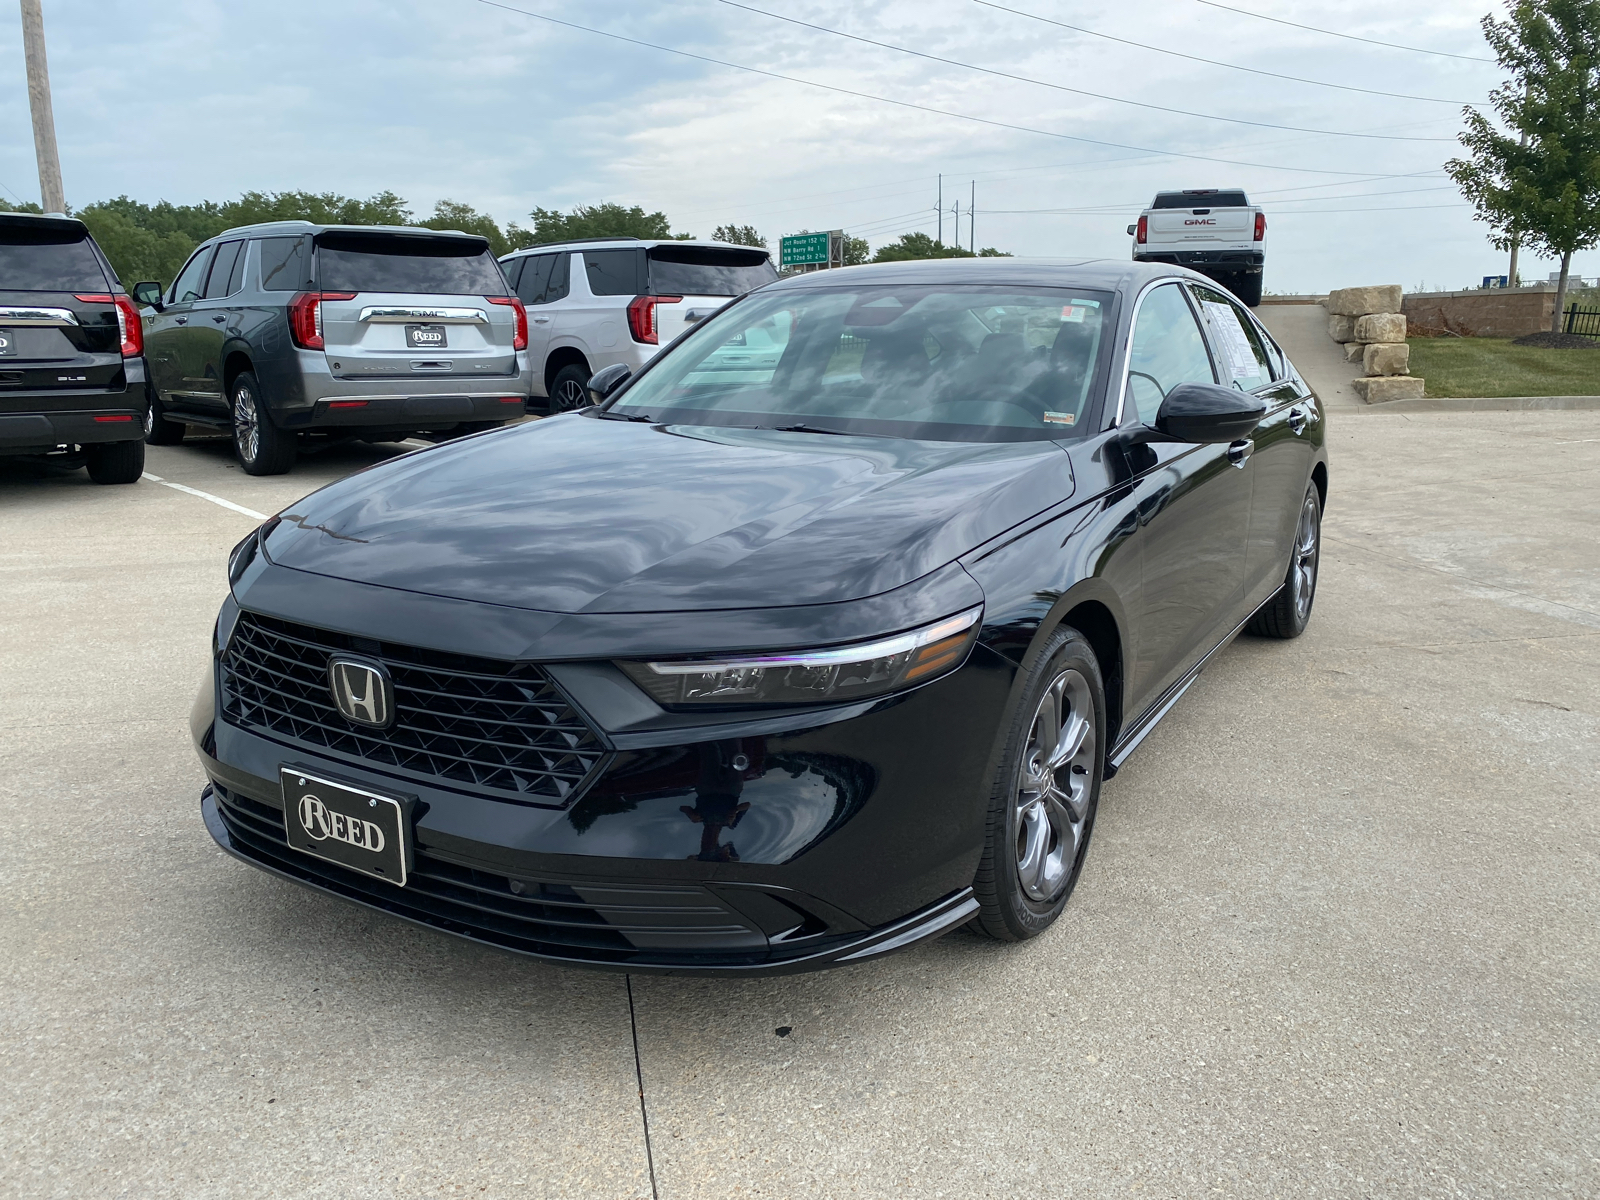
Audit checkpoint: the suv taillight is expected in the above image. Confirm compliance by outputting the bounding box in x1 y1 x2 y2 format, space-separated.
1254 212 1266 242
1136 215 1148 245
287 292 356 350
626 294 682 345
488 295 528 350
75 293 143 357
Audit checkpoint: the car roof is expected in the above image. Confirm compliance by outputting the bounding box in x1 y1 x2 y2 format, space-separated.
0 210 88 236
201 220 490 246
500 238 769 260
759 257 1183 293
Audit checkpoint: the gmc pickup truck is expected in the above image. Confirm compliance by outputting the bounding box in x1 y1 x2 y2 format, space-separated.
1128 189 1266 306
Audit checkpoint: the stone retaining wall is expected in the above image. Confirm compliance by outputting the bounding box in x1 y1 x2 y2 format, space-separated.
1403 286 1558 338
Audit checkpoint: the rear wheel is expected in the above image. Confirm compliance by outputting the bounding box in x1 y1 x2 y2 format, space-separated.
547 364 591 413
972 626 1105 942
1247 484 1321 639
144 394 186 445
1232 272 1263 307
85 438 145 485
230 371 296 476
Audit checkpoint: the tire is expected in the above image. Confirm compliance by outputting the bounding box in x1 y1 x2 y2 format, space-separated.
230 371 296 476
1232 272 1263 308
84 438 146 485
547 364 592 413
144 393 186 445
972 626 1106 942
1246 484 1322 639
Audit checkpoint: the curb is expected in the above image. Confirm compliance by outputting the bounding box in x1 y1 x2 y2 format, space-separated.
1349 394 1600 413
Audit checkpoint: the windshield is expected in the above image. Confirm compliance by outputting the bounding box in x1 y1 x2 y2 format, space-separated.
315 234 508 294
605 284 1113 441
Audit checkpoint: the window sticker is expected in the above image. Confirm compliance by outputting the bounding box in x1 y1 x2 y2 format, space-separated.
1201 301 1261 380
1043 411 1076 425
1061 306 1087 323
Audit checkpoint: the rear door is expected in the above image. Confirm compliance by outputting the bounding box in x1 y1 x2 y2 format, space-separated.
314 232 517 382
0 217 124 415
183 238 246 409
646 245 776 345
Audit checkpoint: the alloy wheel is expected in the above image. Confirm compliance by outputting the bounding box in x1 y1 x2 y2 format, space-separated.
1014 667 1098 902
143 403 155 438
233 384 259 463
553 377 588 412
1291 493 1320 621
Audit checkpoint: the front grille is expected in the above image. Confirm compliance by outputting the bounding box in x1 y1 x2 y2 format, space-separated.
219 611 607 805
211 784 787 964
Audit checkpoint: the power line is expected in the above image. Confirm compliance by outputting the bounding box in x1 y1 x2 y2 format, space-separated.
716 0 1454 141
1192 1 1496 63
469 0 1436 177
972 1 1476 105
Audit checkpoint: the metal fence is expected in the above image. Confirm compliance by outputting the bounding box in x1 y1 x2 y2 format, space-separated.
1564 306 1600 336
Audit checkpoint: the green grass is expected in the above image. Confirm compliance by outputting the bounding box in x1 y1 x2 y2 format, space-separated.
1408 337 1600 398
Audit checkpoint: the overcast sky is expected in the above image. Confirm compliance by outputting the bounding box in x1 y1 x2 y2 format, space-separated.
2 0 1582 293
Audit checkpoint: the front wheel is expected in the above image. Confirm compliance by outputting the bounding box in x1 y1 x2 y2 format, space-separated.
85 439 146 484
1247 484 1322 639
972 626 1105 942
230 371 296 476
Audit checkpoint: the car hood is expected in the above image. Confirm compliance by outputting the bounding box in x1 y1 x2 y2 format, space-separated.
263 415 1076 614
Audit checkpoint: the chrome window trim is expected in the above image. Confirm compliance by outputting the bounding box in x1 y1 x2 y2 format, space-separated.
0 306 78 326
357 306 488 324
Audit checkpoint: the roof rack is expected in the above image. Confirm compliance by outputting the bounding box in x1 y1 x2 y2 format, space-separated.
505 236 644 253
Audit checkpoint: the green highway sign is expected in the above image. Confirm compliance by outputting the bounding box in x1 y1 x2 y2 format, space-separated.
781 232 831 267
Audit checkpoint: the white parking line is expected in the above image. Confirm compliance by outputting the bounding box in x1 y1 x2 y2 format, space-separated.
142 473 267 521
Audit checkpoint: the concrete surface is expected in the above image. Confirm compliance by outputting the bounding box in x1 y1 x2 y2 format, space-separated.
3 413 1597 1198
1256 302 1364 410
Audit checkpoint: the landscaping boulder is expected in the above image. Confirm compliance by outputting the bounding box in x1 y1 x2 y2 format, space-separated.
1327 284 1403 317
1328 314 1358 342
1344 342 1365 363
1354 312 1406 343
1352 376 1425 403
1363 343 1411 376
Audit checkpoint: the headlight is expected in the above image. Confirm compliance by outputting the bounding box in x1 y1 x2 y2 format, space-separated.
227 515 279 588
619 607 983 709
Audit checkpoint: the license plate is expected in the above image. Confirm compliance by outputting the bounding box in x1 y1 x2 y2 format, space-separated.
0 330 14 356
405 324 447 349
281 767 410 886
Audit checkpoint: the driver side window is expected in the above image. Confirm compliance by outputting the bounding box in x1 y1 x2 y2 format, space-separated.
1125 283 1216 424
169 247 213 305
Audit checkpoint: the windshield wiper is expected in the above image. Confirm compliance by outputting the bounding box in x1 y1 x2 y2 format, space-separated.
761 423 886 437
595 410 656 422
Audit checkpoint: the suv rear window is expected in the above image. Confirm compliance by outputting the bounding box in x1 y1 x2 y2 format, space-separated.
648 245 776 296
0 222 108 290
315 234 508 295
1152 191 1250 209
259 235 311 291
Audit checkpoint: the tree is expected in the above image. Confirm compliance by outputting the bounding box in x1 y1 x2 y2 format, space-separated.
712 223 765 247
1447 1 1600 334
842 234 870 266
528 202 691 243
423 199 518 256
870 232 1011 262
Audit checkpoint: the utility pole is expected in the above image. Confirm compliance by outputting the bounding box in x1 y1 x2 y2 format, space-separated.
937 174 943 245
20 0 64 213
970 181 975 253
952 199 960 252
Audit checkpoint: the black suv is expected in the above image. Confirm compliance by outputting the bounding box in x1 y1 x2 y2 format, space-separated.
0 212 148 484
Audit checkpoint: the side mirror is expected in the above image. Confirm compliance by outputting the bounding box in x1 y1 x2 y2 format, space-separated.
587 362 632 403
131 281 163 310
1153 381 1266 444
1126 224 1137 236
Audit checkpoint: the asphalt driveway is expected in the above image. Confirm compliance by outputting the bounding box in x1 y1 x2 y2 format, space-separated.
2 413 1596 1198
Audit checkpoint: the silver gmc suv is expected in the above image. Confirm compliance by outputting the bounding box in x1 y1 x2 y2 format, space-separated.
134 221 531 474
498 238 777 412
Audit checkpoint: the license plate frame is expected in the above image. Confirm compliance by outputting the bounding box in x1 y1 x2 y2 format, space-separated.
281 767 411 887
0 329 15 356
405 324 447 350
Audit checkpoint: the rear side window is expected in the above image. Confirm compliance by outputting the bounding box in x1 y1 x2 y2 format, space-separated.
1191 283 1273 388
0 223 108 290
515 254 555 305
258 236 311 291
315 234 508 295
583 249 642 296
1151 191 1250 209
204 241 243 299
169 247 214 304
647 245 777 297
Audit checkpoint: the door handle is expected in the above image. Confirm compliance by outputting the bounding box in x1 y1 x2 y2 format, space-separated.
531 315 552 323
175 316 188 325
1227 438 1254 468
1288 407 1307 435
212 315 227 324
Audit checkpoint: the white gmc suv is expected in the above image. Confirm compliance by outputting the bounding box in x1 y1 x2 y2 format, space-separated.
499 238 778 412
1128 189 1266 306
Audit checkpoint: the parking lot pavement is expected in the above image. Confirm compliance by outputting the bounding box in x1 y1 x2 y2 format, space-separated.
3 413 1597 1198
1256 302 1364 411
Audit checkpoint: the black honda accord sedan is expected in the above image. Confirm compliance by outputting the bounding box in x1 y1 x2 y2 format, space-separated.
194 258 1326 974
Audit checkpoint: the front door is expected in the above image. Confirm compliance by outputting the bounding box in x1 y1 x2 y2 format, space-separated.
1119 281 1254 718
144 245 213 403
